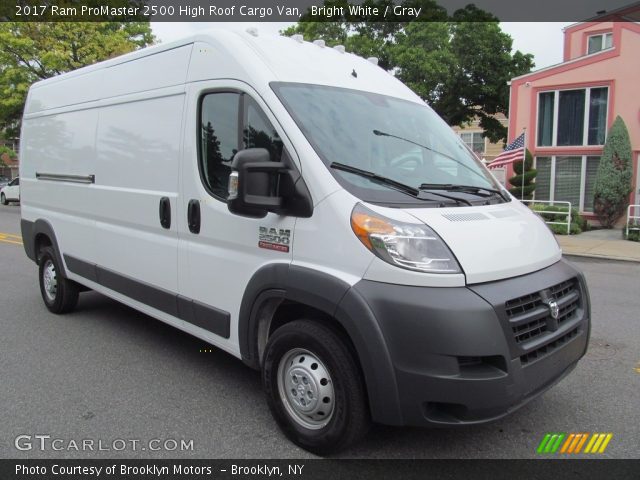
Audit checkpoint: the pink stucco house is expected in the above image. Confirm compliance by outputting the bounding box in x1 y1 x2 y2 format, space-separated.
506 9 640 221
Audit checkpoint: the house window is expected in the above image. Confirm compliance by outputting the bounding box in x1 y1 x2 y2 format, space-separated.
587 32 613 54
535 157 552 200
534 155 601 212
583 156 600 211
536 87 608 147
460 132 485 155
554 156 582 208
537 93 554 147
588 88 608 145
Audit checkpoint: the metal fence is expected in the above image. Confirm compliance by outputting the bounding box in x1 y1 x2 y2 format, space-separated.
521 200 572 235
626 204 640 237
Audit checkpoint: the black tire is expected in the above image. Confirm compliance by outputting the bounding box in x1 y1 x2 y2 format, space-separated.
262 319 370 455
1 193 7 205
38 246 80 314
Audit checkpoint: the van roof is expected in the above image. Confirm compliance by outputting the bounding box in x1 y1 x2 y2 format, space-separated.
28 29 422 106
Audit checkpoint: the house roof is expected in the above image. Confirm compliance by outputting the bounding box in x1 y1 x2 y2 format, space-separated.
563 1 640 29
509 20 640 84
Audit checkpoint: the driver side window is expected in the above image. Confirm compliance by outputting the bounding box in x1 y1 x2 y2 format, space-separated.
199 92 284 200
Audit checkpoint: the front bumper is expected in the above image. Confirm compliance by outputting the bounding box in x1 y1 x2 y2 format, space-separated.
354 259 590 426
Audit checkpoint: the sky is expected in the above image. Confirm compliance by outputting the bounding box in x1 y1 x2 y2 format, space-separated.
151 22 574 70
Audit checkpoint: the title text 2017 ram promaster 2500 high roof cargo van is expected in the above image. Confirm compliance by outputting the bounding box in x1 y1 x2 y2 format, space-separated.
20 29 591 454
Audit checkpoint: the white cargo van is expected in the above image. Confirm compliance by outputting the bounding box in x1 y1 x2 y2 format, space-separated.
20 29 590 454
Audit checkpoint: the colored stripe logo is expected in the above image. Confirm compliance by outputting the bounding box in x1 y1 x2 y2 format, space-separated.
537 433 613 454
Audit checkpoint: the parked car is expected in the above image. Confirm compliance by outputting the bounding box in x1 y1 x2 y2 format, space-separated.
0 175 11 189
0 176 19 204
19 30 591 454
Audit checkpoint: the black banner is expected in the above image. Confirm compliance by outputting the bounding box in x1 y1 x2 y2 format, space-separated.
1 460 640 480
1 0 639 22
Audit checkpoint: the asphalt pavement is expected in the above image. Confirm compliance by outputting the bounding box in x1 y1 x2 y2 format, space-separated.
0 204 638 459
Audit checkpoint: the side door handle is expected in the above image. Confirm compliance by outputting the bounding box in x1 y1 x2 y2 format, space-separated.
187 199 201 234
159 197 171 229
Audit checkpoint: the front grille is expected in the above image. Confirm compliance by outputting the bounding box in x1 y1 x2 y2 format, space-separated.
512 317 547 344
520 327 580 365
505 278 581 345
505 292 543 318
551 279 574 299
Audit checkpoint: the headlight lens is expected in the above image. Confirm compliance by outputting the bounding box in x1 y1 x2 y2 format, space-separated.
351 203 461 274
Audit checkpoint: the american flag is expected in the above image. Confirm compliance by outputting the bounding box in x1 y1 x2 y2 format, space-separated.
488 132 525 169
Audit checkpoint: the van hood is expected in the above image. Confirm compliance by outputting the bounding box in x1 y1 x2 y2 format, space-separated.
406 201 562 284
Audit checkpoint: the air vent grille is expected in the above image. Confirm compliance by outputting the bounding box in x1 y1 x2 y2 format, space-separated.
442 212 489 222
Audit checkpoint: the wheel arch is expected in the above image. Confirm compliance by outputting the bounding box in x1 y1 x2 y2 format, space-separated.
238 263 403 425
21 219 68 277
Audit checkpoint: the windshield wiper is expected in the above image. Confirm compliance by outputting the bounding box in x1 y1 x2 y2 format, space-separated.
419 183 510 202
372 129 502 189
417 189 473 206
330 162 420 198
330 162 467 205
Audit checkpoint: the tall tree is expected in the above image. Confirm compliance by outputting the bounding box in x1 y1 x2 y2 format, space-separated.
593 116 633 228
0 22 154 137
283 1 534 141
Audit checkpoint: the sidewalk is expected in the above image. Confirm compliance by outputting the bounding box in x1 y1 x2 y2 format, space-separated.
556 229 640 262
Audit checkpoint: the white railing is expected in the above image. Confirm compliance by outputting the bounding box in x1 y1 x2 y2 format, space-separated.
521 200 572 235
626 204 640 237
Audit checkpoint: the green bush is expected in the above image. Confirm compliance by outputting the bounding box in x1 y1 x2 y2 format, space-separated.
513 151 533 174
509 170 538 185
593 116 633 228
0 146 17 166
625 223 639 242
509 149 536 200
528 204 586 235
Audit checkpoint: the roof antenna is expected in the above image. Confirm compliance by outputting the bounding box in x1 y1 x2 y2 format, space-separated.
351 69 358 78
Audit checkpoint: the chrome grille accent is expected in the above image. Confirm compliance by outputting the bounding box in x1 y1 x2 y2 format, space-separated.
505 278 581 353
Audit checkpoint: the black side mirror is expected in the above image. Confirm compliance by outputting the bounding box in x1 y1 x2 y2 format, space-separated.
227 148 313 219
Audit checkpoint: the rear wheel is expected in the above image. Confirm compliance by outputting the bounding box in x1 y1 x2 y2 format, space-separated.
38 246 79 314
262 320 370 455
1 193 7 205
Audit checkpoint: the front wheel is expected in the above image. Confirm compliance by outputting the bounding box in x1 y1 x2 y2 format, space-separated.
38 246 80 314
262 320 370 455
1 193 7 205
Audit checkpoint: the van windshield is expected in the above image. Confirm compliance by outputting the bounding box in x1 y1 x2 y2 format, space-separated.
272 82 503 205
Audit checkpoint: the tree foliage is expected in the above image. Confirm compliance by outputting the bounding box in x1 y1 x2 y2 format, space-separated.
283 0 534 142
593 116 633 228
0 22 155 137
508 149 536 199
0 145 18 167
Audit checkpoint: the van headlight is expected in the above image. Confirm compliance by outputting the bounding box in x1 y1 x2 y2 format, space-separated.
350 204 461 274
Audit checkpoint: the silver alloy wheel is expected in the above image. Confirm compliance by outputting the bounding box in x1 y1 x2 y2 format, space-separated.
42 259 58 302
277 348 335 430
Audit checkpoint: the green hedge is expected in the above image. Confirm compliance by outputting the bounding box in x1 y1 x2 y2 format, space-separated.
508 149 536 200
528 204 587 235
625 223 639 242
509 170 538 186
0 146 17 165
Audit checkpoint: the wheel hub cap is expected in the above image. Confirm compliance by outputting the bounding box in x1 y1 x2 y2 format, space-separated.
277 348 335 429
43 260 57 301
